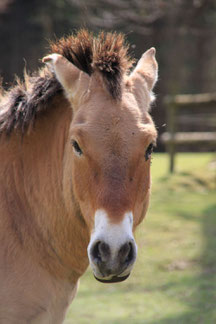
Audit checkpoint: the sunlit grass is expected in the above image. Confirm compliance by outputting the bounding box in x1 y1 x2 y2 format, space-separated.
65 153 216 324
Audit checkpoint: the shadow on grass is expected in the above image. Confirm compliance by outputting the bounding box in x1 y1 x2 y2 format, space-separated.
144 203 216 324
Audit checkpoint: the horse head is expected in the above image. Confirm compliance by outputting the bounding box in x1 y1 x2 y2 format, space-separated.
43 32 158 283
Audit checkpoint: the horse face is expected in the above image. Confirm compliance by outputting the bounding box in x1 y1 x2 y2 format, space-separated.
43 47 158 283
69 87 157 283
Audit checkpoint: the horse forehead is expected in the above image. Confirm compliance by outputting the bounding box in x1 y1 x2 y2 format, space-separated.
86 105 142 137
73 93 150 147
82 89 142 122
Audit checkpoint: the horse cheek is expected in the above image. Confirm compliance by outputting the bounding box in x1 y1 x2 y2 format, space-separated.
73 162 89 202
133 162 151 227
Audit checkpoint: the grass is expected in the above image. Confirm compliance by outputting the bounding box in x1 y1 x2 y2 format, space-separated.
65 153 216 324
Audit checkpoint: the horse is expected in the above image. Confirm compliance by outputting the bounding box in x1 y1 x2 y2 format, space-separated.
0 30 158 323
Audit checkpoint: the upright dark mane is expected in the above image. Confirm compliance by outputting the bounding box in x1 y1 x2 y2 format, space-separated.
0 29 133 135
51 30 133 99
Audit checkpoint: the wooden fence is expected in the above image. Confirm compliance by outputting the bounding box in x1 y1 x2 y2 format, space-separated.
161 93 216 173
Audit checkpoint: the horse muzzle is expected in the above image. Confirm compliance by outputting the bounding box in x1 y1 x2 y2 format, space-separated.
88 239 137 283
87 210 137 283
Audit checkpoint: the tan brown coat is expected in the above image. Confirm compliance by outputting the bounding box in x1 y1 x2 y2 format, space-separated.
0 30 158 323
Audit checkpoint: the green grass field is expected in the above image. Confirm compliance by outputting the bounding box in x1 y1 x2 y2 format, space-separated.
65 153 216 324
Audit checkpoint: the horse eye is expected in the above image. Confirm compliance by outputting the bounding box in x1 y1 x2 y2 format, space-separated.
72 140 83 156
145 143 154 161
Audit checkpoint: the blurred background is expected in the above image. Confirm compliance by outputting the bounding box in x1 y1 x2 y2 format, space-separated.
0 1 215 323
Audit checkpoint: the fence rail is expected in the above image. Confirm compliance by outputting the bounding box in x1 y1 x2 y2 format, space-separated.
161 93 216 173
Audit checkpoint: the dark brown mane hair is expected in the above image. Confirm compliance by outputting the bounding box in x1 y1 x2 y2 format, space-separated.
0 29 133 135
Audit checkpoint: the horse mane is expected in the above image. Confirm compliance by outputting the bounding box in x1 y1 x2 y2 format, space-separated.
0 29 133 135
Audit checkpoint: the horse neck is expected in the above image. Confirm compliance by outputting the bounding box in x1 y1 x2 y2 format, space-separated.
0 97 89 281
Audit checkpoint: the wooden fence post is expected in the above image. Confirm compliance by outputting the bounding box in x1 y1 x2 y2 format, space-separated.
166 102 176 173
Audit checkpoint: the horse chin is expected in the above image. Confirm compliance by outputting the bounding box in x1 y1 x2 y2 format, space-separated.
94 273 130 284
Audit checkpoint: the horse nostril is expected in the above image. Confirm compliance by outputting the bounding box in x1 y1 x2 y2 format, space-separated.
119 242 134 265
91 241 101 261
91 241 111 263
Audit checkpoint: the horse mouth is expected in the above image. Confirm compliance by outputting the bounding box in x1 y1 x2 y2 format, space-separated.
94 273 130 283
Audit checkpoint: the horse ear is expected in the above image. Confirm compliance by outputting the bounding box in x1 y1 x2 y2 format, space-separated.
42 54 89 99
130 48 158 91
